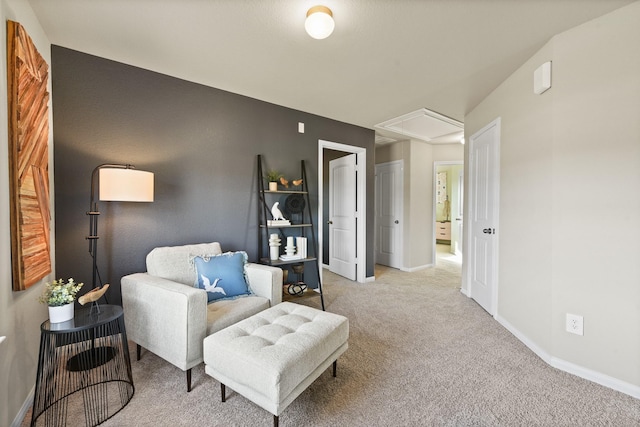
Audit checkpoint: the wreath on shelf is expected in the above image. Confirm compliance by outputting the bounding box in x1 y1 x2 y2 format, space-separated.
284 194 305 215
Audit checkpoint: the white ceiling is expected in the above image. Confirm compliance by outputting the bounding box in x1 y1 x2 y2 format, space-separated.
28 0 635 143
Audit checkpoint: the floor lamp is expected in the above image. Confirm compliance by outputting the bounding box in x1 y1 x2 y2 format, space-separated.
87 164 154 311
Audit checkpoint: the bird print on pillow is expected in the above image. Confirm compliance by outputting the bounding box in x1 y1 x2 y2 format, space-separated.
201 275 226 296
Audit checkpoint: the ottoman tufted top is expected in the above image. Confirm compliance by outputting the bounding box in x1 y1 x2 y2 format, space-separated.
203 302 349 403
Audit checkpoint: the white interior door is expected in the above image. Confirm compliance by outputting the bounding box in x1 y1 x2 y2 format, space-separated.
468 118 500 315
329 154 357 280
375 161 403 269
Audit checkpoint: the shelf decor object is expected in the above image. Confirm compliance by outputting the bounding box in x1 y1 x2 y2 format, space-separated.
256 154 325 310
264 169 281 191
7 20 51 291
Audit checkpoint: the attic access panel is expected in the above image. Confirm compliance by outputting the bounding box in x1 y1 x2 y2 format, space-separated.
375 108 463 142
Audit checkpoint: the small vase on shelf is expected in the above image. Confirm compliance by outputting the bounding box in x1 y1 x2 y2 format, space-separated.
48 303 74 323
269 233 281 261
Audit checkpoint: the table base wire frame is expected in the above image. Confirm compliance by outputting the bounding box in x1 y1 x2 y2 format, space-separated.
31 307 134 427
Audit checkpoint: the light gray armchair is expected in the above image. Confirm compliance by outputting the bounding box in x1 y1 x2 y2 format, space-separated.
121 242 282 391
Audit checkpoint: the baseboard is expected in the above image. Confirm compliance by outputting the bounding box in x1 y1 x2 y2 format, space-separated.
365 275 376 283
496 314 640 400
12 387 34 427
400 263 433 273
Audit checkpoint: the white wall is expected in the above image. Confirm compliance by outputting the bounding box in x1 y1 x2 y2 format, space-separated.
376 140 433 269
0 1 54 425
407 141 433 269
464 2 640 395
376 141 463 270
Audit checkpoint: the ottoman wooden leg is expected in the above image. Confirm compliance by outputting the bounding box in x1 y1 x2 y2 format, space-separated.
333 360 337 377
221 383 226 402
273 414 278 427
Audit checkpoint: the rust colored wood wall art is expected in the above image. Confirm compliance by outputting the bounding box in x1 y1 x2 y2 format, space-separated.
7 20 51 291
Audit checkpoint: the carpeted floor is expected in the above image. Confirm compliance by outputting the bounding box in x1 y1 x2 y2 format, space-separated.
25 246 640 426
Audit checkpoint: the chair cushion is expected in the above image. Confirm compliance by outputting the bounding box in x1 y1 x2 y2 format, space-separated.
206 296 270 335
194 252 251 302
146 242 222 285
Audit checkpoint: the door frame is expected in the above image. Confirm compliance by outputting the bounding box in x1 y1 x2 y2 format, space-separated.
318 140 366 283
375 160 404 269
463 117 501 316
432 160 463 266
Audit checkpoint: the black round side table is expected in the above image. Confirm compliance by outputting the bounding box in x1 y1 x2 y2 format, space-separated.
31 304 134 427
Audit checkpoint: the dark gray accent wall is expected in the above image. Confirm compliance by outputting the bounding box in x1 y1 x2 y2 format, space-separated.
52 46 374 305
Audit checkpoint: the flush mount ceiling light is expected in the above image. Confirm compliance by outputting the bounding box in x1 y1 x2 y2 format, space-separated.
305 5 334 39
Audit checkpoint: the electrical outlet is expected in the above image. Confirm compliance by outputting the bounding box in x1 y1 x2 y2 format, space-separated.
566 313 584 336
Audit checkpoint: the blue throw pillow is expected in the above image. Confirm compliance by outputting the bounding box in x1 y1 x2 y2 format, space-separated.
193 252 251 302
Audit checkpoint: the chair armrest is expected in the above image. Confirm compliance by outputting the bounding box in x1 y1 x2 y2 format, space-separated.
121 273 208 371
245 263 283 305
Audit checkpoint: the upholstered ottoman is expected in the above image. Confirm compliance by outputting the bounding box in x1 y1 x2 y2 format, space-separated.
203 302 349 426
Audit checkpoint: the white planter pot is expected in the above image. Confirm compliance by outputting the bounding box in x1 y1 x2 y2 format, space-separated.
268 181 278 191
49 303 74 323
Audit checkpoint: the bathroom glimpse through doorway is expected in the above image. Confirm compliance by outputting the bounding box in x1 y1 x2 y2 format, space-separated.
433 161 464 265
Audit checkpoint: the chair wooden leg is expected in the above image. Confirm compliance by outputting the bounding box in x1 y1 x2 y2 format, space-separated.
187 369 192 392
136 344 141 361
333 360 337 377
273 414 278 427
221 383 226 402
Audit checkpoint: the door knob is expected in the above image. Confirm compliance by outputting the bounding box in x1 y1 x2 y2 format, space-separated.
327 220 333 225
482 228 494 234
394 220 399 224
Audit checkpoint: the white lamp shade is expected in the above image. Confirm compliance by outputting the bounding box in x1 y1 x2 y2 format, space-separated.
305 6 335 39
99 168 154 202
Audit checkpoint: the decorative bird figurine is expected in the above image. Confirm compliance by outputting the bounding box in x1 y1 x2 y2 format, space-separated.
271 202 286 220
78 284 110 305
201 275 226 296
292 179 303 187
279 176 289 188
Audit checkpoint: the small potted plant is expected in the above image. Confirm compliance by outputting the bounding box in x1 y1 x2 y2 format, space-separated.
264 170 282 191
38 278 83 323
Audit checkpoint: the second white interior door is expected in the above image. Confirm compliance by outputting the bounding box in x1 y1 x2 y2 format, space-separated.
375 160 403 269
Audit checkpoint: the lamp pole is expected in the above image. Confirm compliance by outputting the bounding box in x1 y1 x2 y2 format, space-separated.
86 164 134 291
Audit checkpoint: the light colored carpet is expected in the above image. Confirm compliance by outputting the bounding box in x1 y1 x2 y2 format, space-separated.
25 246 639 426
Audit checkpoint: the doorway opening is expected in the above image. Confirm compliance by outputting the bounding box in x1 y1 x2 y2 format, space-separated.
433 161 464 267
318 140 366 283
